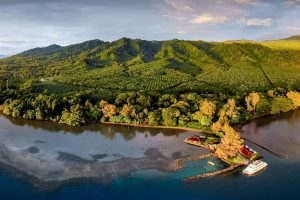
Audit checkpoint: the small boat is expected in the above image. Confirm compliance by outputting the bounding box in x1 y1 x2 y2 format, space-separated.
242 160 268 175
208 161 215 166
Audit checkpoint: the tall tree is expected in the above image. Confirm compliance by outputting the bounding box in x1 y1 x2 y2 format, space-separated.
245 93 260 113
215 123 244 160
199 100 216 118
287 91 300 107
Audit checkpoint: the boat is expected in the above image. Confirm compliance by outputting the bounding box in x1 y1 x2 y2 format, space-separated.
242 160 268 175
208 161 215 166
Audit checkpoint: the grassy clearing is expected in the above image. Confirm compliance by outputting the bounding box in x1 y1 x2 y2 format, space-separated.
260 40 300 50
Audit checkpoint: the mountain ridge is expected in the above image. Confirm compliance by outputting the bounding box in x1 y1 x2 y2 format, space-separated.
0 37 299 99
5 34 299 58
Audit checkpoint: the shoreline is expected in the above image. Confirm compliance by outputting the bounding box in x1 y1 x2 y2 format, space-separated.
0 111 214 134
0 110 295 136
100 122 213 134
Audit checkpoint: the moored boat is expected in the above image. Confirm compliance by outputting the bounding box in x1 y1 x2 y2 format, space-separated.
208 161 215 166
242 160 268 175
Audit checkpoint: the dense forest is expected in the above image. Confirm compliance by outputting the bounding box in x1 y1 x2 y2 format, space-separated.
1 86 299 129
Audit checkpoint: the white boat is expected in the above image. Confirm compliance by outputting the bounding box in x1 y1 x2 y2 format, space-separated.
242 160 268 175
208 161 215 166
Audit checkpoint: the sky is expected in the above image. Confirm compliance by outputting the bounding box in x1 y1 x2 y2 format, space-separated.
0 0 299 55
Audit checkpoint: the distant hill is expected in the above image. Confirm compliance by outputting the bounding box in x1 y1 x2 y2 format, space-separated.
260 36 300 50
224 36 300 50
21 44 62 57
1 37 300 99
0 55 8 59
281 35 300 41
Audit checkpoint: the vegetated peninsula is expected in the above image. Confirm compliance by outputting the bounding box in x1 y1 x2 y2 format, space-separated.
0 36 300 164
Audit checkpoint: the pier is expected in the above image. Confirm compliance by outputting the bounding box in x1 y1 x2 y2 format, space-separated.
176 153 215 169
183 164 241 182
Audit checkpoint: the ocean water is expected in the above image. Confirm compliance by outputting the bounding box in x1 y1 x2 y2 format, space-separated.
1 157 299 200
0 110 300 200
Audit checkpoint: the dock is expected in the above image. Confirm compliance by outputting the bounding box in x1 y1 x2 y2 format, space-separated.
178 135 246 180
183 164 241 182
176 153 215 169
184 139 209 149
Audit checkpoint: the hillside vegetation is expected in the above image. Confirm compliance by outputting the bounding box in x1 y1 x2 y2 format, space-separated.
0 37 300 100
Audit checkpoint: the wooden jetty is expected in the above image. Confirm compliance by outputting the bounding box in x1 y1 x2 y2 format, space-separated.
176 153 215 169
183 164 241 182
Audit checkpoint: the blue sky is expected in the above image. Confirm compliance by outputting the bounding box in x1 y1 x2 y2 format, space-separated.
0 0 299 54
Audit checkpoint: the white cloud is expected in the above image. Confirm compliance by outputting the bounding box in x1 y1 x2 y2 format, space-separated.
173 30 188 34
163 14 186 20
190 13 228 24
218 0 256 5
238 18 272 26
165 0 193 11
231 0 256 5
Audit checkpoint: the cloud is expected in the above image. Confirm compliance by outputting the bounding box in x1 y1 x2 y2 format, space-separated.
165 0 193 11
282 0 300 8
218 0 256 5
238 17 272 26
286 26 300 31
190 13 228 24
230 0 256 5
163 14 186 20
0 40 26 45
173 30 188 34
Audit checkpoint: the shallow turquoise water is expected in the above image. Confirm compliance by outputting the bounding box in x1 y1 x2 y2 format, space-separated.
172 157 226 179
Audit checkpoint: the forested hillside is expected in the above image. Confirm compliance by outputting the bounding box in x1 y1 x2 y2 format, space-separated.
1 37 300 100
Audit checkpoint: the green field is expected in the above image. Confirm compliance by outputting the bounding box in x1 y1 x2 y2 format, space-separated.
260 40 300 50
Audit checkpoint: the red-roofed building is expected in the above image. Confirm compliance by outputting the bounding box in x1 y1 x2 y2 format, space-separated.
240 145 255 158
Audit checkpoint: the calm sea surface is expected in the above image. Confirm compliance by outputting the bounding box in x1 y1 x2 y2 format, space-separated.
0 110 299 200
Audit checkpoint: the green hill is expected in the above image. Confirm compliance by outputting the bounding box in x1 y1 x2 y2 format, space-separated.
281 35 300 41
259 35 300 50
1 38 300 99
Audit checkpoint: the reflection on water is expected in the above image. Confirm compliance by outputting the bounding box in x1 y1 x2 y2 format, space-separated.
2 114 183 141
248 108 300 128
0 113 209 184
0 114 202 161
241 109 300 160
